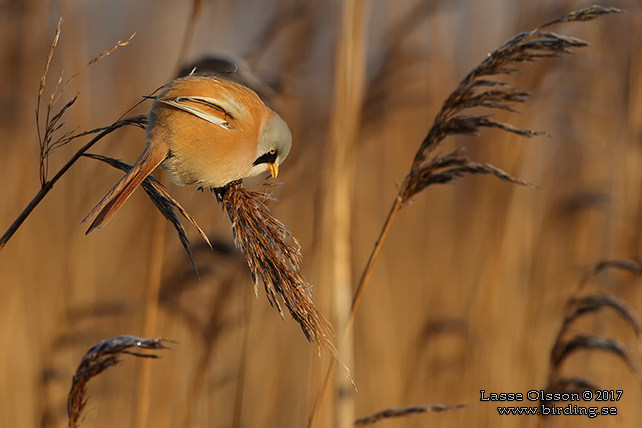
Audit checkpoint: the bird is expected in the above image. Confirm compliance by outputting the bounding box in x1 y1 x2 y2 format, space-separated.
82 75 292 235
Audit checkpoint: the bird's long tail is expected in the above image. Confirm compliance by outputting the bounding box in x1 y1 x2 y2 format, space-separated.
82 143 168 235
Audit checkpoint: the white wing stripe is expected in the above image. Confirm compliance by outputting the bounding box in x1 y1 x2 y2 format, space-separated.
160 98 232 130
177 95 249 119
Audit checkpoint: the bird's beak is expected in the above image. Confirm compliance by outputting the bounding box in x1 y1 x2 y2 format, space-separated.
268 163 279 179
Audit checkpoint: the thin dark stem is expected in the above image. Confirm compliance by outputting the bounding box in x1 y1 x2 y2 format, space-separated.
348 192 404 330
308 186 406 428
0 116 146 251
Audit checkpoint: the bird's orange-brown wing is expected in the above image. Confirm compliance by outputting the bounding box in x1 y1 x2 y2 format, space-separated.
82 140 169 234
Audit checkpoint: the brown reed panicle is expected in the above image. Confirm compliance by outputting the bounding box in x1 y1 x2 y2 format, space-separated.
400 5 624 203
81 153 212 274
214 182 336 355
67 335 174 428
354 403 472 426
542 259 642 410
36 18 135 187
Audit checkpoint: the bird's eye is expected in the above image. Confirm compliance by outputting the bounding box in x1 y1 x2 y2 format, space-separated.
253 148 279 166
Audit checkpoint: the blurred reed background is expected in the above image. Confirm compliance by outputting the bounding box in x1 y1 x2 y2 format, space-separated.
1 0 641 427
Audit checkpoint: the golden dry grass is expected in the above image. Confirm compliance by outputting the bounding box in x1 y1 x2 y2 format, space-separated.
1 1 641 428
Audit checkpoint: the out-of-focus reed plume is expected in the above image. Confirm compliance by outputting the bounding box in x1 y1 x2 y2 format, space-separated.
354 403 471 426
543 259 642 411
67 336 173 428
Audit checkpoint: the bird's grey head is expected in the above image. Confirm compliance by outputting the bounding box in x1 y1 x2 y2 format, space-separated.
252 112 292 179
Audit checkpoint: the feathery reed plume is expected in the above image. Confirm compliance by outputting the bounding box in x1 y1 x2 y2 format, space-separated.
551 334 639 375
354 403 471 425
67 336 173 428
82 153 212 274
0 20 137 252
214 182 336 354
401 6 622 202
36 18 135 186
543 258 642 412
561 294 642 339
309 6 624 425
578 259 642 290
356 3 624 340
353 6 623 332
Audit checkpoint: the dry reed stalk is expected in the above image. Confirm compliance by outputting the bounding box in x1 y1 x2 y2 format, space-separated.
0 116 146 252
67 335 173 428
309 5 624 425
313 0 370 427
0 19 136 251
214 183 336 355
